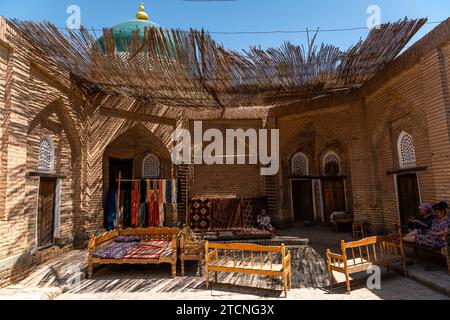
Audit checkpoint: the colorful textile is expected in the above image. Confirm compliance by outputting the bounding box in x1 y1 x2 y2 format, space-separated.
154 199 160 227
148 190 155 226
190 198 213 230
416 216 450 249
189 197 265 231
123 190 132 227
159 203 165 227
239 198 264 228
146 180 152 203
140 180 147 204
210 198 241 230
115 236 141 243
166 180 173 204
139 203 147 227
104 189 117 231
93 241 139 259
162 180 167 204
123 240 172 260
131 181 140 227
157 180 164 203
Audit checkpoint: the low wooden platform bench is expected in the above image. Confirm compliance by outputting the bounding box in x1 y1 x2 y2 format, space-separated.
88 227 179 279
404 233 450 275
205 241 292 297
326 231 408 293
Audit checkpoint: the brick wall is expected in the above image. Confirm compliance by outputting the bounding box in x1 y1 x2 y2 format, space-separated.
277 105 356 224
190 119 264 199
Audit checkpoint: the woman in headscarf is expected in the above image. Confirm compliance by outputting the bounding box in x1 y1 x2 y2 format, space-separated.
404 202 450 249
403 203 435 240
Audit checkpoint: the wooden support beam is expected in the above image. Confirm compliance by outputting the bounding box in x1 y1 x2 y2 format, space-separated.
100 107 177 127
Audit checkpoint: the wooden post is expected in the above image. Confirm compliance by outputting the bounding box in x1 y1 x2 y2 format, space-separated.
205 241 209 289
185 168 189 227
116 171 122 230
87 234 95 279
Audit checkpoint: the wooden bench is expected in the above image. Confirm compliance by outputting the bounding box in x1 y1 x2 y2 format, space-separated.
404 233 450 275
326 231 408 293
205 241 292 297
88 227 179 279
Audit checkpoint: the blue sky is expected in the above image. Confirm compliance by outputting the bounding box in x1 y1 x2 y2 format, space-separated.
1 0 449 52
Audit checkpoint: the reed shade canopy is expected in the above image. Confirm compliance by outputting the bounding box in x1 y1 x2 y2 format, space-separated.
8 18 427 110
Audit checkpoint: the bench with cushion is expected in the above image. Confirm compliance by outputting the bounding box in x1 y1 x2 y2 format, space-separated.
326 231 408 293
88 227 179 279
205 241 292 297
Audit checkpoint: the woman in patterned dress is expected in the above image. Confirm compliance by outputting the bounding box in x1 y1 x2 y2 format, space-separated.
405 202 450 249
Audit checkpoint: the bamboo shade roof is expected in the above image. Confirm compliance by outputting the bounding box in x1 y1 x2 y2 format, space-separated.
7 18 426 110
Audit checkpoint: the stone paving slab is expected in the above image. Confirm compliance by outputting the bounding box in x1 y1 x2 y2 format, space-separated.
0 250 87 300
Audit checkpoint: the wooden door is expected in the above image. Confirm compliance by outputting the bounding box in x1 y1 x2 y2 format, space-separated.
291 180 315 222
397 173 420 226
38 179 56 247
322 178 346 222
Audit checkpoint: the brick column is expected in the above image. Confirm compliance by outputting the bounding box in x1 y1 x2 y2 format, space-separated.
421 48 450 201
348 98 382 233
2 48 31 257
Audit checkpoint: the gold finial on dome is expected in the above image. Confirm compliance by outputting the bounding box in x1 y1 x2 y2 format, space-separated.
136 2 149 21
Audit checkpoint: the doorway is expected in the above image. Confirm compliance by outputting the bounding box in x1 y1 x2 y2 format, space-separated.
397 173 421 226
109 158 133 190
37 178 57 248
108 158 133 228
291 180 315 222
321 177 346 222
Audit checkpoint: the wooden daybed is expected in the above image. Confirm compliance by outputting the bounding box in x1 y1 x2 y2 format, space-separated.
88 227 179 279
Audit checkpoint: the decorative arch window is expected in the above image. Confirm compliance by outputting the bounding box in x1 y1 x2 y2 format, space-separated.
398 131 417 169
323 151 341 176
38 136 55 172
291 152 309 176
142 153 160 179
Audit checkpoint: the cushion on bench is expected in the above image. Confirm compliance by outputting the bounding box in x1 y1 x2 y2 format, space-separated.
123 240 172 260
93 241 140 259
115 236 141 243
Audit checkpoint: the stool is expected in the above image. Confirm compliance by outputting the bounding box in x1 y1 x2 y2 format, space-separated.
352 222 369 239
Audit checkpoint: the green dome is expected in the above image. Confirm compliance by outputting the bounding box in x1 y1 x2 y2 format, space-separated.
97 19 161 52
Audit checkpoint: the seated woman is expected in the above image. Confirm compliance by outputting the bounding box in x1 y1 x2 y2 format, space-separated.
404 202 450 249
404 203 435 239
257 209 275 233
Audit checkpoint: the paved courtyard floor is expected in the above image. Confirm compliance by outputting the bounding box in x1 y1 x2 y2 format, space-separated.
0 226 448 300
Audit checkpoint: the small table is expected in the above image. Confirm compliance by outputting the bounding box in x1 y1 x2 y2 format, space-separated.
332 214 354 232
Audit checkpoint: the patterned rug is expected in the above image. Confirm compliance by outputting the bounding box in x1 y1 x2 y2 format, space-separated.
190 198 213 230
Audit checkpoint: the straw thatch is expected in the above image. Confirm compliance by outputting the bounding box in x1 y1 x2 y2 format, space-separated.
7 18 426 110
